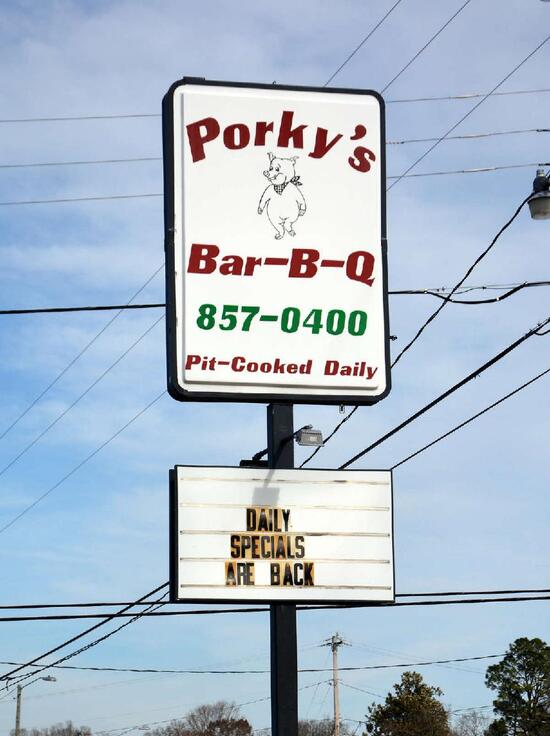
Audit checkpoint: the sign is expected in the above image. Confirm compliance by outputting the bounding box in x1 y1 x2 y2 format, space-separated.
163 78 390 404
170 466 394 603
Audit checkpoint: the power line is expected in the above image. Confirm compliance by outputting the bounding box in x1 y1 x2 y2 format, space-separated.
0 594 168 700
5 673 184 701
0 192 162 206
0 315 164 480
408 280 550 295
338 316 549 469
1 586 548 609
323 0 406 86
315 683 334 722
0 608 265 623
0 659 264 676
451 705 492 714
11 600 168 696
391 366 550 469
0 156 161 169
302 184 544 468
388 161 550 179
0 263 163 442
387 33 550 190
0 594 548 624
387 86 550 104
301 192 536 465
88 682 331 736
0 600 246 610
348 639 485 675
0 583 168 684
0 129 547 173
3 281 549 317
340 681 384 699
2 594 169 698
320 654 504 672
341 690 502 723
0 88 548 126
308 595 550 612
391 193 532 368
242 680 332 708
300 318 543 470
304 661 331 720
381 0 473 93
1 162 545 208
0 113 160 123
1 681 328 733
4 281 550 317
349 720 366 736
0 649 521 678
387 126 549 145
0 302 166 316
0 389 165 535
4 330 538 541
396 281 550 305
300 405 359 468
399 587 550 598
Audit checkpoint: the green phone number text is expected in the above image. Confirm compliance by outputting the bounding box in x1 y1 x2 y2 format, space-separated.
196 304 368 336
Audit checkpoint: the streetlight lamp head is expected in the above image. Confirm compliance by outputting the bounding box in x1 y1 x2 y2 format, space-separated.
41 676 56 682
528 168 550 220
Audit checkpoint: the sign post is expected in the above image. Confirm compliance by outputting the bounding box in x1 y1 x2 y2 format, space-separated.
163 76 393 736
267 403 297 736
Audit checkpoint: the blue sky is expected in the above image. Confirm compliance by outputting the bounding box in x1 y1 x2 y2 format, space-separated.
0 0 549 732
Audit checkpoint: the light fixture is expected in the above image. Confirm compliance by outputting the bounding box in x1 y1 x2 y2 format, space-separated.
528 168 550 220
295 425 324 447
241 423 324 465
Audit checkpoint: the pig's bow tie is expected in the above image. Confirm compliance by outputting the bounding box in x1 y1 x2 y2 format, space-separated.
273 175 302 195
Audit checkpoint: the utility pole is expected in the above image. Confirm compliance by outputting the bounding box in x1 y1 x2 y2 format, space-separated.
331 633 344 736
12 676 56 735
15 685 22 736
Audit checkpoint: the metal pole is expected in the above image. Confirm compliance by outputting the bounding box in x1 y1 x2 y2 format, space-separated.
268 403 298 736
15 685 22 736
331 634 343 736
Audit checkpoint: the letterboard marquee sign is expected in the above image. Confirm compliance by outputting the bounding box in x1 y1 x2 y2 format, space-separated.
163 78 390 404
170 466 394 604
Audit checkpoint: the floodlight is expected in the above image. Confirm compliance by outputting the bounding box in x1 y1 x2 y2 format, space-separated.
295 425 324 447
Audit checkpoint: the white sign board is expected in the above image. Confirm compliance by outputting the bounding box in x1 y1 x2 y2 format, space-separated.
163 78 390 404
170 466 394 603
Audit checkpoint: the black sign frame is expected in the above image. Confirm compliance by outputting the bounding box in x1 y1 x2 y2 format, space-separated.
169 464 395 606
163 77 391 405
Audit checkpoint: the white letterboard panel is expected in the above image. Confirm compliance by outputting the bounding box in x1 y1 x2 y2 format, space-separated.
170 466 394 603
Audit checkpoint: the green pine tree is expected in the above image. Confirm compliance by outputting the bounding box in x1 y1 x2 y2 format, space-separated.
485 637 550 735
365 671 451 736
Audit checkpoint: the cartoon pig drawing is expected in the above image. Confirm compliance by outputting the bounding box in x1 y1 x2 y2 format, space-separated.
258 153 307 239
